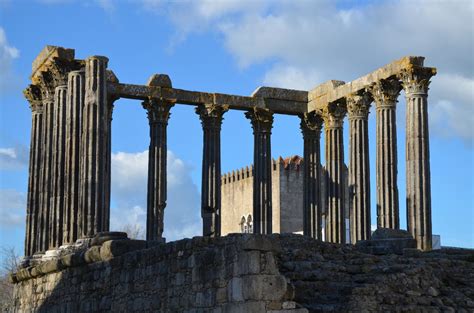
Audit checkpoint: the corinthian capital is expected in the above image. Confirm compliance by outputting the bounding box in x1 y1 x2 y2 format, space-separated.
23 84 43 111
245 108 274 133
142 97 174 124
300 111 323 137
322 101 346 128
370 78 402 108
196 104 228 130
347 91 372 120
398 67 436 96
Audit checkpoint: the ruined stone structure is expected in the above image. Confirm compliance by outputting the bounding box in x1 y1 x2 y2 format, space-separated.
220 156 351 241
22 46 436 260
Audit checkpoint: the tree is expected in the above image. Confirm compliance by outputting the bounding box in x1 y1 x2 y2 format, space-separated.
119 223 145 240
0 246 20 311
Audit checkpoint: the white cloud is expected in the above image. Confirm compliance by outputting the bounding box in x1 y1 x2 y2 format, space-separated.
149 0 474 142
0 146 29 170
0 189 26 227
0 27 20 94
109 150 201 242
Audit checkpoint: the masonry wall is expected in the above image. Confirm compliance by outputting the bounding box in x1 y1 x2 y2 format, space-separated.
11 235 301 313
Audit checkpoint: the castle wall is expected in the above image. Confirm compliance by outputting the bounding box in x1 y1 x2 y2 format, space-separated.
279 164 303 234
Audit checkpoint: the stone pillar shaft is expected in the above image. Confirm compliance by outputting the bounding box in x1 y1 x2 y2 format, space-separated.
372 79 401 229
49 85 68 249
246 108 273 234
400 67 436 251
143 98 173 241
79 56 110 238
347 93 372 243
24 85 43 256
300 112 323 240
323 102 346 244
197 104 227 237
64 70 84 244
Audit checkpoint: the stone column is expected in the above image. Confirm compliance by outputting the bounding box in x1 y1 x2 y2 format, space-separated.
196 104 228 237
300 111 323 240
323 101 346 244
142 98 174 241
79 56 110 238
371 78 402 230
245 108 274 234
49 85 68 248
400 67 436 251
347 92 372 243
23 85 43 256
63 70 84 244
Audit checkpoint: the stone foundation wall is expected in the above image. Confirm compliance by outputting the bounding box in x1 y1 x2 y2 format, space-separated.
10 234 474 313
10 235 304 313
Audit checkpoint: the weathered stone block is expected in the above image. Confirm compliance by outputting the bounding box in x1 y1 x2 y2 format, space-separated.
222 301 266 313
91 231 128 246
241 236 281 253
241 275 287 301
60 252 85 267
84 246 102 263
100 239 147 261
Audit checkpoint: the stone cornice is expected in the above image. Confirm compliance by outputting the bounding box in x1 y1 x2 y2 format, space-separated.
23 84 43 111
399 66 437 96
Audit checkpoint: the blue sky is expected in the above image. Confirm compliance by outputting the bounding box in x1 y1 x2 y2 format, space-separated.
0 0 473 256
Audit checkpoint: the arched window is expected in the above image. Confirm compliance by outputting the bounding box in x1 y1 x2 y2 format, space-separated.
247 214 253 233
240 216 246 233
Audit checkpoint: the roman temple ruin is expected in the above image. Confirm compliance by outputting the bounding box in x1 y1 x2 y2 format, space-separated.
23 45 436 261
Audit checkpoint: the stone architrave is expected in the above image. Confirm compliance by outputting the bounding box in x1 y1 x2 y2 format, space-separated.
143 97 174 241
370 78 402 230
245 108 274 234
63 70 85 244
347 91 372 243
322 101 346 244
49 85 68 248
300 111 323 240
196 104 228 237
399 67 436 251
23 85 43 256
79 56 110 238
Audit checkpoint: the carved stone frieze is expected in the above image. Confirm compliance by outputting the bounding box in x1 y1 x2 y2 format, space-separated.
370 78 402 108
398 67 436 96
346 91 372 119
300 111 323 137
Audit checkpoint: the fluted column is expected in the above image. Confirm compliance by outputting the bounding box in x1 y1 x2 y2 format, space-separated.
400 67 436 251
196 104 228 237
23 85 43 256
323 101 346 244
245 108 273 234
63 70 85 244
79 56 110 238
371 79 402 229
347 92 372 243
300 111 323 240
143 98 173 241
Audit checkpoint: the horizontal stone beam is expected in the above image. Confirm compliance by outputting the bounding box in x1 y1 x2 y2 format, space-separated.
308 56 435 111
107 82 307 115
31 46 75 81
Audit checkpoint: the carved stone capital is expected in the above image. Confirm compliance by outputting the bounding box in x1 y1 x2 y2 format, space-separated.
322 101 346 129
347 91 372 120
245 108 273 133
300 111 323 137
398 67 436 96
370 78 402 109
196 104 228 130
23 84 43 111
142 97 174 124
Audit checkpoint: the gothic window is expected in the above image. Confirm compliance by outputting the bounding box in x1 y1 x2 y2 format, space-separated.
247 214 253 233
240 216 246 233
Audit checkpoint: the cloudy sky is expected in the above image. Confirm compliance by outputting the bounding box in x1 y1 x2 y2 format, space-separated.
0 0 473 256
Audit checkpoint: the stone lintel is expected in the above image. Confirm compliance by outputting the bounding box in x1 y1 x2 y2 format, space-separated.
108 82 307 115
31 46 75 80
308 56 433 111
251 86 308 103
